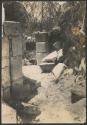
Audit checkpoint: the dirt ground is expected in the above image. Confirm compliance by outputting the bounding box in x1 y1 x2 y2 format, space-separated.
22 65 86 123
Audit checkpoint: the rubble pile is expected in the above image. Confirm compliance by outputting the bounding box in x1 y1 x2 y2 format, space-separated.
23 26 85 123
20 4 86 122
21 41 86 122
25 66 86 123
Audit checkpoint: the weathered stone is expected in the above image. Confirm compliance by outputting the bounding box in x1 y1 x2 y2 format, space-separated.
36 52 48 64
11 82 24 101
79 57 86 74
18 105 41 116
40 62 55 73
3 21 21 36
71 88 86 103
36 42 49 53
11 56 23 81
13 77 23 85
34 31 48 42
70 98 86 122
63 68 73 76
12 36 22 56
22 76 41 101
52 63 66 80
57 49 63 61
2 36 9 57
42 51 57 62
2 66 10 86
2 57 9 68
2 21 23 103
2 86 11 102
71 98 86 110
2 77 23 102
71 77 86 103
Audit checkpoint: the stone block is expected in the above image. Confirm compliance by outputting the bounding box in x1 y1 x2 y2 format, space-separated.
2 77 23 101
40 62 55 73
36 52 48 64
2 36 9 57
34 31 48 42
42 51 57 62
52 63 66 80
71 85 86 103
2 86 11 102
13 77 23 85
3 21 21 36
12 36 22 56
71 75 86 103
2 67 10 86
2 57 9 68
12 82 23 101
11 56 23 81
36 42 49 53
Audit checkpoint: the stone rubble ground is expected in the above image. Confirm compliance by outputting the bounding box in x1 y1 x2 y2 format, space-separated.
2 65 86 123
22 65 86 123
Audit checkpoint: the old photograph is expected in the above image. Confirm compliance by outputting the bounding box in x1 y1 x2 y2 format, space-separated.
1 1 86 123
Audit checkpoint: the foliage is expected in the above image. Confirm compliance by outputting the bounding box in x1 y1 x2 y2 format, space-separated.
22 1 86 34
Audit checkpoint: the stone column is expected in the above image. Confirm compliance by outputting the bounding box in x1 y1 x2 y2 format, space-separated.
35 31 49 64
2 21 23 101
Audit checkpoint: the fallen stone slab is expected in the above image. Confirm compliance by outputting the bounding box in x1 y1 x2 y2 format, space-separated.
70 98 86 122
22 65 41 82
57 49 63 61
71 98 86 112
22 76 41 102
17 103 41 117
52 63 67 81
42 51 57 62
42 49 63 63
39 62 55 73
79 57 86 74
63 68 73 76
71 77 86 103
